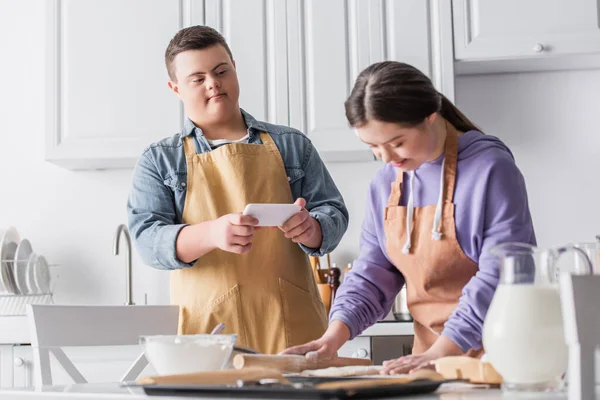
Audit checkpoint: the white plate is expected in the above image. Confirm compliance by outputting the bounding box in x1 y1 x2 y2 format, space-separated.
0 227 21 294
13 238 33 294
242 203 301 227
25 252 38 294
34 255 51 294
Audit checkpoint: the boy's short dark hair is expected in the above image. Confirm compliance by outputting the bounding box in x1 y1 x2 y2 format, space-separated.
165 25 233 81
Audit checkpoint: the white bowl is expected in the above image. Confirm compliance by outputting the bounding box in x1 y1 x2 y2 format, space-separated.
140 334 237 375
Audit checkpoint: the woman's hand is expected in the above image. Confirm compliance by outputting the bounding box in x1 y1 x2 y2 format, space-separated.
280 336 339 360
280 320 351 360
382 335 464 375
381 353 437 375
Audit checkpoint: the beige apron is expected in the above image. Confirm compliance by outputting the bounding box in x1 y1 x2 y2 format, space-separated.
170 132 327 354
384 125 483 357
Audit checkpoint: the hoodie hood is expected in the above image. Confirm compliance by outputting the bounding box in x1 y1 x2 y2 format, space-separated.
457 130 514 161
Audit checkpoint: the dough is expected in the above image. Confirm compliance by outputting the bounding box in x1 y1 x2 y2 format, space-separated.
299 365 386 377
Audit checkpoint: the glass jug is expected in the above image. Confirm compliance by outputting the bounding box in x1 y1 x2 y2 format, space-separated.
482 242 593 392
566 241 600 274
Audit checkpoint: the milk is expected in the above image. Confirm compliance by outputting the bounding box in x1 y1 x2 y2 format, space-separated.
483 284 568 386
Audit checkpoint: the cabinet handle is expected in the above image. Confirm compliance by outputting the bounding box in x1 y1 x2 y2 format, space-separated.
533 43 544 53
14 357 24 367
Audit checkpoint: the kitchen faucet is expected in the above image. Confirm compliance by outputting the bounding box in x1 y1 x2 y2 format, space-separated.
113 224 135 305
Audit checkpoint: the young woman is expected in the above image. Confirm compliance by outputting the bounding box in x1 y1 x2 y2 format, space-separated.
283 61 536 374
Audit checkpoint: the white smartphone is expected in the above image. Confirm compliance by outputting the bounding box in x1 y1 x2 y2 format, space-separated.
242 203 302 227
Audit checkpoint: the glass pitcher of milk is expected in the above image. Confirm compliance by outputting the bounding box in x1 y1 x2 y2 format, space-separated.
482 242 593 392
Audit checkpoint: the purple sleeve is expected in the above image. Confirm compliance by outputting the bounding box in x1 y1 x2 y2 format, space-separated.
442 156 536 352
329 180 405 339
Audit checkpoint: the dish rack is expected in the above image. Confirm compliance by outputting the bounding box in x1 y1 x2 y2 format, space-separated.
0 260 56 316
0 292 54 316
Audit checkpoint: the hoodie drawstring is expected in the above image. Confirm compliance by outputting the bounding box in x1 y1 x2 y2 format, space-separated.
402 157 445 254
401 171 415 254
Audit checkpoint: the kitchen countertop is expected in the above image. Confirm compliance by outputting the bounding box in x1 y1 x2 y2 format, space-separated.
0 382 582 400
0 317 413 345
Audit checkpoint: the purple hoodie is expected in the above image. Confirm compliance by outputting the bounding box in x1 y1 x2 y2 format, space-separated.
330 130 536 352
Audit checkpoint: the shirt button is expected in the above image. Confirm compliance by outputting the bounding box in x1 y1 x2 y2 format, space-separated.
181 182 186 187
287 177 291 181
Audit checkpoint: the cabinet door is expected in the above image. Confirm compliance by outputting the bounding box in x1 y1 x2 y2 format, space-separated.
337 336 371 360
13 346 33 388
204 0 373 162
0 345 14 388
206 0 454 162
453 0 600 60
45 0 192 170
286 0 453 159
285 0 374 161
204 0 269 123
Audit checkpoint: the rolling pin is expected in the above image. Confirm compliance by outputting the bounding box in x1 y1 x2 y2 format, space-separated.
233 354 372 373
136 367 288 386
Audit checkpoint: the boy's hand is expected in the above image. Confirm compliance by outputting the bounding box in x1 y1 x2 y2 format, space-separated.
280 198 323 249
209 213 259 254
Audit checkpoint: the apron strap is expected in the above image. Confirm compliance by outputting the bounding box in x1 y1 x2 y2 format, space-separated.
183 136 196 157
259 132 278 152
388 172 404 207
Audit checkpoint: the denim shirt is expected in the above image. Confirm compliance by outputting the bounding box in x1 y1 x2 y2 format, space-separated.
127 109 349 270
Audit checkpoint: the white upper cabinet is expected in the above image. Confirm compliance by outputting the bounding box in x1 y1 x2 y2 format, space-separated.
46 0 454 169
453 0 600 68
45 0 185 170
209 0 454 162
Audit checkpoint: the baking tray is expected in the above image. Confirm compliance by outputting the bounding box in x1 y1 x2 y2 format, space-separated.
131 376 449 399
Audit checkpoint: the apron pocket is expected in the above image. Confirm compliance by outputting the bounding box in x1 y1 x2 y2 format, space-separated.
193 284 247 346
279 278 327 348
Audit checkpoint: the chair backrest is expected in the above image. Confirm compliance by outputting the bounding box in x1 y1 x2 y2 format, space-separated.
27 304 179 385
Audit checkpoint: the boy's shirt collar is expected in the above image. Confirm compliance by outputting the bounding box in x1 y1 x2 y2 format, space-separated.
182 109 267 139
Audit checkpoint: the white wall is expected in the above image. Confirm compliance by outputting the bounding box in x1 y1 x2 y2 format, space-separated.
1 0 599 308
0 0 168 306
455 70 600 248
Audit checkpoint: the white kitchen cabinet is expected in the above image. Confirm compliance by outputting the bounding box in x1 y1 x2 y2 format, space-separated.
452 0 600 73
45 0 187 170
0 345 14 388
12 346 33 388
215 0 454 162
0 345 34 388
47 0 454 169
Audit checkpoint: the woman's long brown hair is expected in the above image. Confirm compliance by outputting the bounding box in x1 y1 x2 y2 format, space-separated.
345 61 480 133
